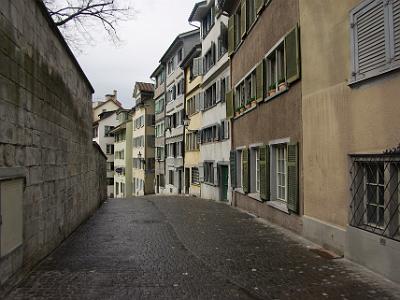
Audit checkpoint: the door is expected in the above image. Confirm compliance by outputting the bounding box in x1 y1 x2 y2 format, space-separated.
220 165 229 202
178 169 182 194
185 168 190 194
156 176 160 194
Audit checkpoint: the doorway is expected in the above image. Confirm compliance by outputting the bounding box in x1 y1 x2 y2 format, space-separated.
220 165 229 202
185 168 190 194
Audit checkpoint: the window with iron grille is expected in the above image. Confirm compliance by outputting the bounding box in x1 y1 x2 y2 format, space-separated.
350 154 400 241
191 167 199 185
350 0 400 83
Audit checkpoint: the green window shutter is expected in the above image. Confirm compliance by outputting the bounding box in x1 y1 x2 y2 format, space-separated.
256 60 264 102
226 90 234 119
285 25 300 84
287 142 299 213
242 148 249 193
259 145 270 201
241 0 247 39
228 15 235 56
256 0 265 15
230 151 236 188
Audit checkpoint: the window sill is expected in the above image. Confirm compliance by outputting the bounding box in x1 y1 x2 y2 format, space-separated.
247 193 263 202
233 104 257 120
203 181 217 187
266 200 289 214
264 86 289 102
348 64 400 87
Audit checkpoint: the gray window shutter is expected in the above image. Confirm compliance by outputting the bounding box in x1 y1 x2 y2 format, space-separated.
287 142 299 213
200 91 205 111
242 148 249 193
351 0 388 81
241 0 247 38
193 57 199 77
226 90 234 119
199 164 204 183
230 151 236 188
259 145 270 201
393 0 400 64
216 80 221 103
256 60 264 102
285 25 300 84
198 57 204 75
228 15 235 56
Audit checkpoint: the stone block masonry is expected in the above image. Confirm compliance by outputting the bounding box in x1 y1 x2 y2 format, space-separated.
0 0 107 292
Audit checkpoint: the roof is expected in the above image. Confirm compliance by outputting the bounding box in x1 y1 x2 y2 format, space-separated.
188 1 208 22
150 64 164 79
36 0 94 93
180 44 202 69
135 82 154 93
93 98 122 111
160 29 200 63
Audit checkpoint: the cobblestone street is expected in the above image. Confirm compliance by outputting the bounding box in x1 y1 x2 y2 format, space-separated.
6 197 400 300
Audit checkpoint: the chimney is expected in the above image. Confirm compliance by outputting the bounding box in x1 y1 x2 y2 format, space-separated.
113 90 117 99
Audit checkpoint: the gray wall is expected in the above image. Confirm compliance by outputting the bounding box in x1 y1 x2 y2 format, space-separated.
0 0 107 291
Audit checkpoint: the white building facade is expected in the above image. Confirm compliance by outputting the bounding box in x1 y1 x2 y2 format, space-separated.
160 30 200 195
189 0 232 202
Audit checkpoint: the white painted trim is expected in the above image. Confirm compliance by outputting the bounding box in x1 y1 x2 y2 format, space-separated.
249 143 264 149
268 137 290 146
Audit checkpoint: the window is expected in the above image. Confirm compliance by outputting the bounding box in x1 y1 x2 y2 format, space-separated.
350 155 400 241
167 143 176 158
272 144 287 202
106 144 114 155
133 136 145 148
134 116 145 129
167 57 175 75
169 170 174 185
104 126 115 137
350 0 400 82
115 150 124 160
246 0 256 29
115 131 126 142
107 162 114 171
191 167 199 185
266 42 285 96
234 7 241 48
186 132 199 151
200 125 220 144
187 94 200 116
155 122 165 138
156 71 165 88
156 147 164 160
177 48 184 62
93 126 98 138
204 43 216 74
155 97 164 114
121 183 125 196
218 23 228 59
176 141 183 157
202 5 215 38
204 83 217 109
106 178 114 185
133 158 143 170
204 162 214 184
177 79 184 96
116 182 119 195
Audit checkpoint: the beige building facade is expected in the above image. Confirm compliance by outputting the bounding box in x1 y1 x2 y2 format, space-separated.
181 44 202 197
300 0 400 284
131 82 155 196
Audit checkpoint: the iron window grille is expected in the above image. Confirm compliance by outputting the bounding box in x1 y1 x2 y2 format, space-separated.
350 153 400 242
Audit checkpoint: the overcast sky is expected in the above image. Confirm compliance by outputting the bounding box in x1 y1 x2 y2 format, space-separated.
75 0 199 108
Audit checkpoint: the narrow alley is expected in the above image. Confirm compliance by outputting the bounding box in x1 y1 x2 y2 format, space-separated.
6 197 400 300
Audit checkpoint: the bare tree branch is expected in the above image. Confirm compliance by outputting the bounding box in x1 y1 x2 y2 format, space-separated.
43 0 135 50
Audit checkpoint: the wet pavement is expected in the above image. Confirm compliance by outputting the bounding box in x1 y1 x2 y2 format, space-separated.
6 196 400 299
